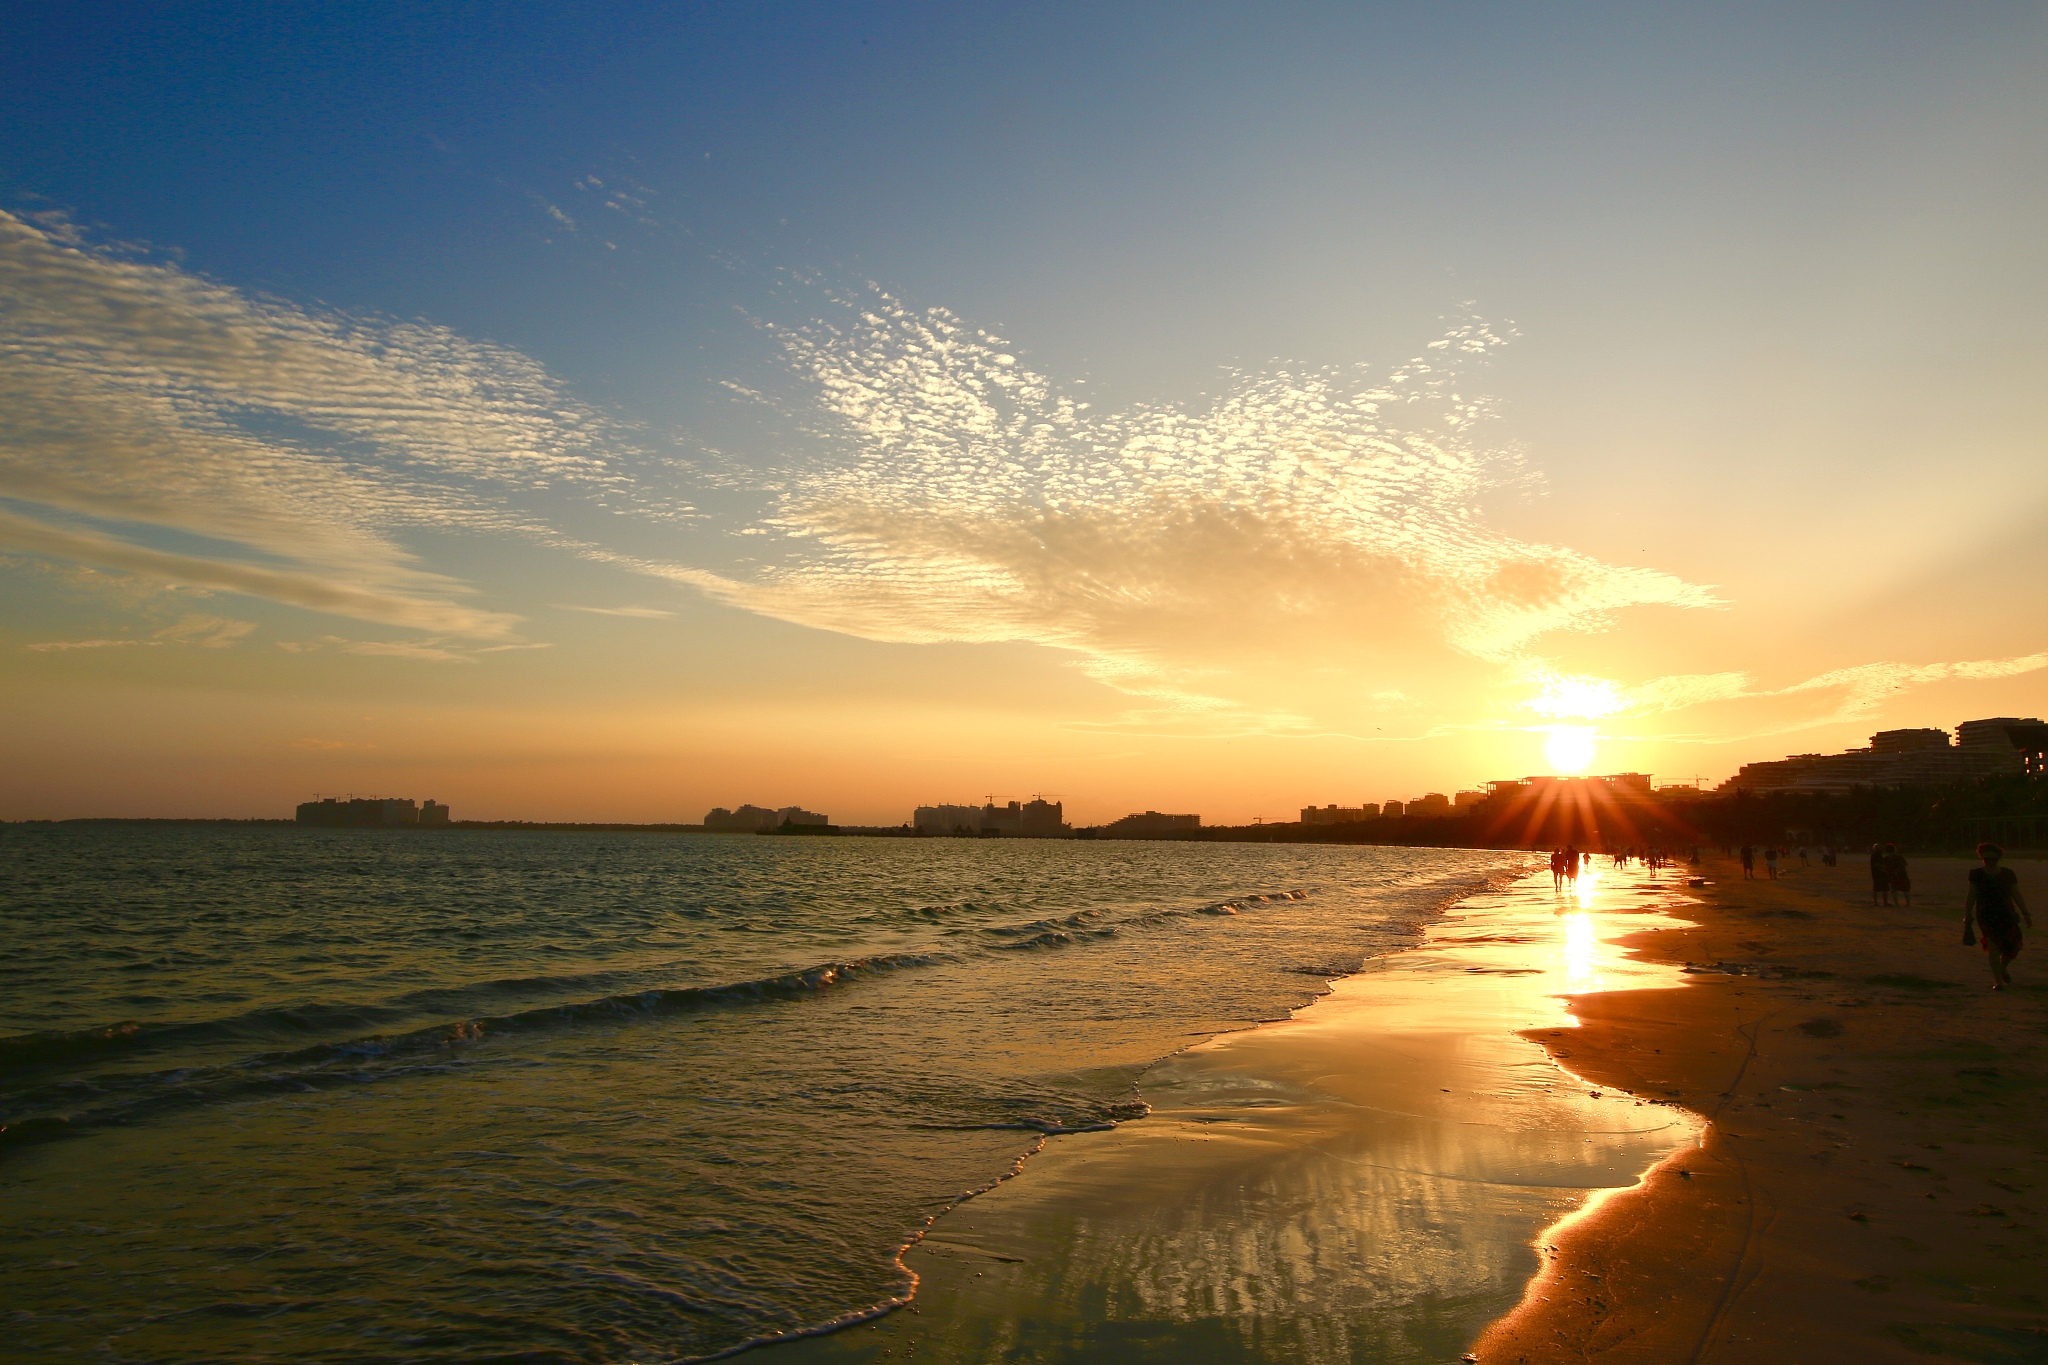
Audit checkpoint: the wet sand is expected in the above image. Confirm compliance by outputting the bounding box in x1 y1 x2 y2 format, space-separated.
766 865 1704 1364
1475 855 2048 1363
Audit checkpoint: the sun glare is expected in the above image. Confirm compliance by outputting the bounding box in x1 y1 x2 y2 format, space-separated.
1544 726 1597 774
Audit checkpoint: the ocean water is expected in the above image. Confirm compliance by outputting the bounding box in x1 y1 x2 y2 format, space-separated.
0 825 1517 1364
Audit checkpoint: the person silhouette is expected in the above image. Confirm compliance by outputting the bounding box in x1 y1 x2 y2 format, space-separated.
1964 843 2031 990
1886 845 1912 908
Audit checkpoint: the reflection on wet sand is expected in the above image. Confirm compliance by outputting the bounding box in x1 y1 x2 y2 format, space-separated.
770 867 1703 1365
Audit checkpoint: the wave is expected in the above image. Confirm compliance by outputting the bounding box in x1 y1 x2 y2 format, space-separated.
0 952 957 1145
1 884 1325 1147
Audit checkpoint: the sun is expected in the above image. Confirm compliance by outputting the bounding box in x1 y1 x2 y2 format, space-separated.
1544 726 1598 774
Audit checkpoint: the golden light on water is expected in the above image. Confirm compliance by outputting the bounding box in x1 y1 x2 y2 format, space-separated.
1563 911 1599 987
1561 861 1603 983
1543 726 1598 774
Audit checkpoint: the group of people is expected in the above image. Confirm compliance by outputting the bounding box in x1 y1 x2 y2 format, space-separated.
1548 846 1588 887
1548 844 1692 887
1738 843 1842 879
1732 838 2029 991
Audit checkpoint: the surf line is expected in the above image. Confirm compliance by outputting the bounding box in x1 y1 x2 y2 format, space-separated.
672 860 1539 1363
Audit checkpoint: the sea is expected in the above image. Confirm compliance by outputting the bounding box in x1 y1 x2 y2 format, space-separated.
0 825 1520 1364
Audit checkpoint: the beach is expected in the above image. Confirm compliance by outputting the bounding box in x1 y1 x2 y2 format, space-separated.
769 862 1706 1364
1478 855 2048 1363
771 855 2048 1365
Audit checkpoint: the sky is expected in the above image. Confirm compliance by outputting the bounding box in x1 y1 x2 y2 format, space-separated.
3 1 2045 824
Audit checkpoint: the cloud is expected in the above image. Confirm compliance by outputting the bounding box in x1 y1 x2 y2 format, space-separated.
276 636 473 663
675 286 1719 725
273 635 556 663
1778 651 2048 719
0 209 648 638
556 604 677 618
24 638 135 652
0 509 519 638
26 612 256 653
1505 650 2046 743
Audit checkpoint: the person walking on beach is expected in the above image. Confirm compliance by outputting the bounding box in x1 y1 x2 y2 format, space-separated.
1550 849 1566 889
1870 843 1888 905
1764 845 1779 879
1740 844 1756 879
1963 843 2031 990
1884 844 1911 908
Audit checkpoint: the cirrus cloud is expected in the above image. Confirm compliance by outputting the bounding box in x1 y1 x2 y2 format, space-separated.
0 209 652 639
674 286 1722 727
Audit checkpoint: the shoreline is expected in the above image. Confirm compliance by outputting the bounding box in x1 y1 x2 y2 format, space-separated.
760 859 1704 1364
1474 854 2048 1363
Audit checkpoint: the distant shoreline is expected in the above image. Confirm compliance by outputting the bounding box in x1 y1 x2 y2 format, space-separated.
3 814 2039 855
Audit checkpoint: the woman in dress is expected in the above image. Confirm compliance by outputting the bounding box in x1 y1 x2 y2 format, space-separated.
1963 843 2032 990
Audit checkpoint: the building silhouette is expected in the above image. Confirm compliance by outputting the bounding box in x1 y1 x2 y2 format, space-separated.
1718 718 2047 796
912 797 1069 837
913 803 984 835
1300 803 1379 825
704 804 829 832
1102 810 1200 838
295 797 449 828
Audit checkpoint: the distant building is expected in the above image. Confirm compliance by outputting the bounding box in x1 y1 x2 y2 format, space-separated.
1872 728 1951 755
1717 718 2047 795
1380 799 1404 818
913 804 984 835
1958 719 2048 778
419 800 451 827
1101 810 1200 838
1406 792 1452 818
1300 803 1378 825
1453 790 1488 812
913 797 1068 836
704 803 826 832
296 797 422 827
705 804 776 832
1020 798 1068 837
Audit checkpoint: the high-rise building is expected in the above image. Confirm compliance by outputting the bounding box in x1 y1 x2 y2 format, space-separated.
1299 803 1379 825
1020 798 1068 837
1717 718 2046 794
913 804 984 835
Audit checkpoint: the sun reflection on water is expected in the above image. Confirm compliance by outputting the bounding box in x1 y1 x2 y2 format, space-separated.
1562 911 1599 987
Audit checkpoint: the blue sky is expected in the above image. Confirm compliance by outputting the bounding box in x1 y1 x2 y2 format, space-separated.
3 2 2044 820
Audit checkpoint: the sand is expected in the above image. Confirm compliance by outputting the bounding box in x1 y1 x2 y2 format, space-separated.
758 856 2047 1364
1474 855 2048 1363
764 865 1703 1364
